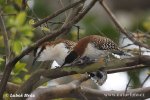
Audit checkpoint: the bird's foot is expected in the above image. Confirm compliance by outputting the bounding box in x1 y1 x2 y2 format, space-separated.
82 56 91 62
104 55 110 65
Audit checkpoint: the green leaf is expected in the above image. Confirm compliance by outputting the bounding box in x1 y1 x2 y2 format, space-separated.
42 82 48 86
0 36 4 47
13 61 27 75
15 0 22 7
0 58 4 62
3 93 10 100
3 5 17 14
22 67 28 72
147 71 150 75
7 17 15 28
21 37 32 46
16 12 26 26
0 0 5 5
12 77 22 84
29 19 35 25
21 25 33 37
0 58 4 65
143 17 150 32
12 41 22 55
24 74 30 81
41 26 50 32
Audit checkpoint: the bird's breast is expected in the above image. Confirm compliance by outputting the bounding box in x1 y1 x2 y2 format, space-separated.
52 43 70 66
82 43 107 59
36 43 69 64
36 46 55 61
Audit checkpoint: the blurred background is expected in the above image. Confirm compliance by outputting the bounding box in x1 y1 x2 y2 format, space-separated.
0 0 150 99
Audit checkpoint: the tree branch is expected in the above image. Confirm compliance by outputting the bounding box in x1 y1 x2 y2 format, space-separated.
36 56 150 88
27 75 89 100
6 82 20 94
107 65 149 74
3 55 150 100
11 55 150 100
4 78 150 100
98 0 150 50
27 78 150 100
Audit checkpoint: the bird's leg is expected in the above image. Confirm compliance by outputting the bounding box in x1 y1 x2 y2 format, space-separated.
82 56 97 65
78 56 90 65
73 56 92 66
104 54 110 66
73 59 83 65
82 56 91 62
98 57 105 64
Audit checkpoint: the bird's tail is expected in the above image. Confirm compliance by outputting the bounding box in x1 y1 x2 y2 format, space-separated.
88 70 107 86
111 48 131 56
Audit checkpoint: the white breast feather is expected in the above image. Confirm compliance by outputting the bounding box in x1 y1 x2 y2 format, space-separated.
37 43 69 66
36 46 55 61
54 43 69 66
82 43 107 60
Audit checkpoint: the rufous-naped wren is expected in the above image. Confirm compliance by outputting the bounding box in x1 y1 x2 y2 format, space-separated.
33 39 76 66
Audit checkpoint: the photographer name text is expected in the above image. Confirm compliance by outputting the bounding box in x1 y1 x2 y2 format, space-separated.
9 93 35 98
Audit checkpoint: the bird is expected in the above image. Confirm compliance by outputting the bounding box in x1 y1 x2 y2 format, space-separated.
88 69 107 85
61 35 125 85
62 35 125 66
33 39 76 66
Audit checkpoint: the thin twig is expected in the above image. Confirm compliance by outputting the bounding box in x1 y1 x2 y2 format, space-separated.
107 65 149 74
59 0 67 17
21 0 27 10
26 1 48 36
57 0 84 39
98 0 150 50
0 10 10 64
124 78 131 94
141 74 150 87
26 2 40 21
49 21 81 39
121 44 134 48
48 21 80 29
33 0 85 28
2 13 17 16
76 25 80 41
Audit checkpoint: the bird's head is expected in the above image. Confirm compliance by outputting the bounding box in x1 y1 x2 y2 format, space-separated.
61 50 78 67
